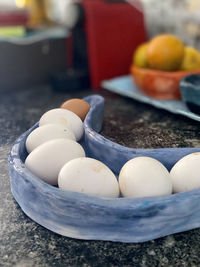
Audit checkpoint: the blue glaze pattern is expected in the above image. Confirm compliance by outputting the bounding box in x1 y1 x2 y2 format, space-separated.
8 95 200 243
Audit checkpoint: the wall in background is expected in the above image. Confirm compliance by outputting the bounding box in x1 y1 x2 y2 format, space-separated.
141 0 200 49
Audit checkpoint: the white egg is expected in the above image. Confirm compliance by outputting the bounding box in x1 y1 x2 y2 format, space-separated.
170 152 200 193
58 157 119 198
26 124 76 153
119 157 172 198
39 108 84 141
25 139 85 185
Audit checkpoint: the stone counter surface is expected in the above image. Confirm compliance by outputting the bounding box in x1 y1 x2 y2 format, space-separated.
1 86 200 267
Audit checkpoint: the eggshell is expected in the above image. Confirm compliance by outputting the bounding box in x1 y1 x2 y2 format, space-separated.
39 108 84 141
119 157 172 198
170 152 200 193
25 139 85 185
58 157 119 198
60 98 90 121
26 124 76 153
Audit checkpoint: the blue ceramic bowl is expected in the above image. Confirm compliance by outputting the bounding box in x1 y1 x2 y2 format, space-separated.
180 74 200 114
8 94 200 243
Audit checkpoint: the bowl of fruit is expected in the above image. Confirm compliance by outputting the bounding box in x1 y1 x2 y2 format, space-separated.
131 34 200 100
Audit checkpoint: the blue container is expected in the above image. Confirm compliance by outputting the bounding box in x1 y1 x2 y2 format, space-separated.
180 74 200 115
8 95 200 243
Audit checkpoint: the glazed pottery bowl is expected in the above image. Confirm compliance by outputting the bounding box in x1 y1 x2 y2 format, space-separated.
131 64 200 100
180 74 200 115
8 95 200 243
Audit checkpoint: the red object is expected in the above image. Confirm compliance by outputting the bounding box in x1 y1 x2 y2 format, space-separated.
0 11 28 26
82 0 147 90
131 64 200 100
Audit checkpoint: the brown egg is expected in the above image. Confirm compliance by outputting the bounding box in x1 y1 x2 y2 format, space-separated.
60 98 90 121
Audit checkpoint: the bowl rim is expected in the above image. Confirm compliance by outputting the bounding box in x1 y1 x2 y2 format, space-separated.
131 64 200 76
83 95 200 170
84 95 185 153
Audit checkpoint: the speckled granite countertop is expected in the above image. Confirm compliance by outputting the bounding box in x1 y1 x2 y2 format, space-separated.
1 85 200 267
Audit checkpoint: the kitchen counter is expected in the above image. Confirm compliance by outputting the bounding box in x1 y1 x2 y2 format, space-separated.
1 85 200 267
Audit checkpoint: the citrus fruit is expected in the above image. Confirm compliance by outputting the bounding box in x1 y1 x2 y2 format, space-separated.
180 46 200 71
147 34 184 71
133 43 148 68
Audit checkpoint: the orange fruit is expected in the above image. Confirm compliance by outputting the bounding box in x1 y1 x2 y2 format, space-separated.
180 46 200 71
147 34 184 71
133 43 148 68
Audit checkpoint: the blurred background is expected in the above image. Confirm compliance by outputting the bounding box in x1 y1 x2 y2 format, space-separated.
0 0 200 92
142 0 200 48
